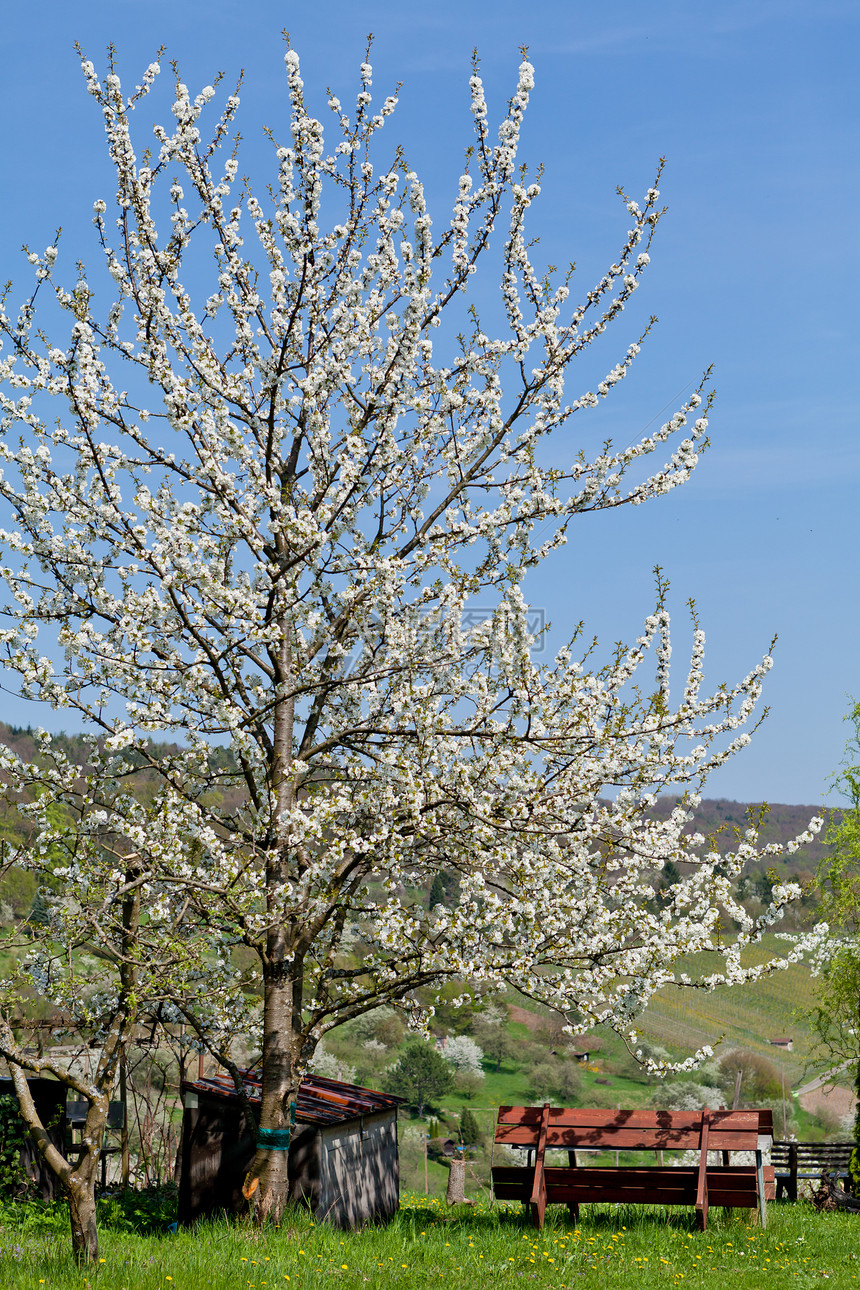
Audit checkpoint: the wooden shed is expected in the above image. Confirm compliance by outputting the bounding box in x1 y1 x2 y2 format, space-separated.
177 1070 402 1230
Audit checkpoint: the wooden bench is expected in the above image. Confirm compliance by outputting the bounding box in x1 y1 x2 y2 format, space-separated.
66 1100 126 1190
491 1105 775 1232
771 1141 855 1201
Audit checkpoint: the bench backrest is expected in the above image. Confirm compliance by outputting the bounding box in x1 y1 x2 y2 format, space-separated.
771 1141 855 1166
495 1105 770 1154
67 1100 126 1129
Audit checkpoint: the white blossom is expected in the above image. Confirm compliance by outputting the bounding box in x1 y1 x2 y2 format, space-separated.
0 44 824 1199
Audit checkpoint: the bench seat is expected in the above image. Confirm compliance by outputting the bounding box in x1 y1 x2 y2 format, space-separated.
494 1162 774 1209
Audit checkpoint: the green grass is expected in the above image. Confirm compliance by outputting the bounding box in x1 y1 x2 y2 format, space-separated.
2 1195 859 1288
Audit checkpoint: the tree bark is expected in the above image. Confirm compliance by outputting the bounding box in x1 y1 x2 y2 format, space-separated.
66 1169 99 1263
242 951 302 1223
243 635 303 1223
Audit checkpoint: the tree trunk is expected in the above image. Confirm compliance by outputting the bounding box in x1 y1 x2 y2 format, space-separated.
4 1048 108 1262
248 1137 292 1224
851 1001 860 1196
243 955 302 1223
248 656 304 1223
446 1158 474 1206
66 1170 99 1263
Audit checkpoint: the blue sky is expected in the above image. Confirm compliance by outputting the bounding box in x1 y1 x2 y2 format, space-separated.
0 0 857 805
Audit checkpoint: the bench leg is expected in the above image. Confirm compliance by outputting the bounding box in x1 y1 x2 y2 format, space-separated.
529 1166 547 1230
566 1151 578 1222
756 1150 767 1230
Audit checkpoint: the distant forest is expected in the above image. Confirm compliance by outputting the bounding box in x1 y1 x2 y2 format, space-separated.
651 795 837 873
0 722 839 928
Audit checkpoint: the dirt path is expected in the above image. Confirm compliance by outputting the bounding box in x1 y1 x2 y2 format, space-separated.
508 1006 544 1032
797 1081 857 1123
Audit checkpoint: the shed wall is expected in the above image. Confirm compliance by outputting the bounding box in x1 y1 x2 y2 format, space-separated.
318 1110 399 1229
178 1097 398 1229
178 1095 322 1224
178 1095 254 1223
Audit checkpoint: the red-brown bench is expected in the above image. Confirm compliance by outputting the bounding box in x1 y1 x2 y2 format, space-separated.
491 1105 775 1231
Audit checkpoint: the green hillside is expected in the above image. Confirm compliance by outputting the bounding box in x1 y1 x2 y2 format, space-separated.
632 936 819 1084
381 945 840 1196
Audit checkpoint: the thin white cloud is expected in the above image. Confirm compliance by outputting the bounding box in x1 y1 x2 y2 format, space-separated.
539 0 857 58
692 438 860 492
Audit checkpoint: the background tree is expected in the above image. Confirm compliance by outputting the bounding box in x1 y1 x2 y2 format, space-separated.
0 44 823 1224
810 700 860 1190
715 1049 782 1105
525 1054 583 1105
383 1041 453 1117
440 1035 484 1078
471 1004 514 1073
427 873 448 913
0 742 241 1262
428 870 459 912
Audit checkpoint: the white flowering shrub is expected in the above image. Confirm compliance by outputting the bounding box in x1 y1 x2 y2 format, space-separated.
674 1148 764 1168
441 1036 485 1077
309 1044 356 1085
0 43 824 1225
651 1081 725 1112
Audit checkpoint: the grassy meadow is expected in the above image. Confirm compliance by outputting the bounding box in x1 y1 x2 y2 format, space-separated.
2 936 853 1283
1 1193 859 1289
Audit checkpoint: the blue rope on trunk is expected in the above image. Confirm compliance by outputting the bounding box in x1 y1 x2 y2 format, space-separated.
256 1101 296 1151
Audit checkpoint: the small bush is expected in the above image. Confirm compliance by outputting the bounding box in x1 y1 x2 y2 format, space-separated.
526 1057 582 1104
717 1049 782 1103
0 1185 177 1237
651 1081 724 1112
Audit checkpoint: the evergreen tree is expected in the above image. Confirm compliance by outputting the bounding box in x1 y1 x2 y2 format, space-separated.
459 1107 482 1146
428 873 447 911
383 1041 453 1117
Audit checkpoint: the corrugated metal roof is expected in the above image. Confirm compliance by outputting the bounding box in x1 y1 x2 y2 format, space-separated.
181 1069 402 1127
